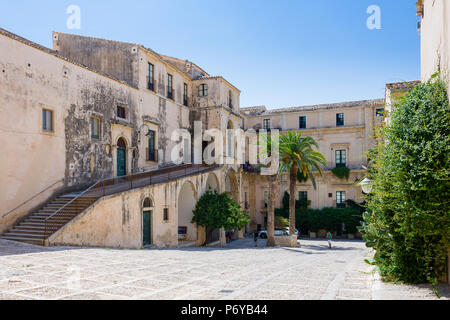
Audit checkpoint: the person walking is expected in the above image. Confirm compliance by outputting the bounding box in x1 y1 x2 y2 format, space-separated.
327 231 333 249
253 231 258 247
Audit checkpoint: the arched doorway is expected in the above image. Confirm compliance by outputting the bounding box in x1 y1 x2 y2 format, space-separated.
117 138 127 177
177 181 197 242
225 170 239 202
205 173 219 193
142 197 153 246
226 120 234 158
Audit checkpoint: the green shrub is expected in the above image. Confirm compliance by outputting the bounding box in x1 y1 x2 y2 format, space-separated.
192 189 250 234
274 216 289 229
275 207 362 234
361 76 450 286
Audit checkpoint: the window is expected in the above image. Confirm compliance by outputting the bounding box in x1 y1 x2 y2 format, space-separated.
183 83 188 106
117 106 126 119
335 150 347 167
336 191 346 208
228 90 233 108
163 208 169 221
42 109 53 131
147 63 154 91
376 108 385 117
336 113 344 126
299 191 308 202
167 74 173 100
198 84 208 97
178 226 187 237
90 117 101 139
263 119 271 130
147 130 156 162
299 116 307 129
143 198 152 208
227 130 233 157
244 192 249 209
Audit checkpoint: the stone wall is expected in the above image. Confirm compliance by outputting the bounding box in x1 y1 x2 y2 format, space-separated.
48 168 224 248
0 31 138 233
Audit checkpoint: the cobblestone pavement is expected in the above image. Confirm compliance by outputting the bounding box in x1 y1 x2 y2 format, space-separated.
0 238 448 300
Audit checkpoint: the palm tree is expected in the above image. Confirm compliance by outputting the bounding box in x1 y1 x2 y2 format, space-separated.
278 132 327 235
257 135 279 247
266 174 277 247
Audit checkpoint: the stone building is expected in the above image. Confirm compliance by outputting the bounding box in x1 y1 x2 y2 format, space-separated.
240 99 384 231
416 0 450 284
0 28 386 248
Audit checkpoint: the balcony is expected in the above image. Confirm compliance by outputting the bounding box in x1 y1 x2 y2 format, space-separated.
336 202 346 209
242 163 260 173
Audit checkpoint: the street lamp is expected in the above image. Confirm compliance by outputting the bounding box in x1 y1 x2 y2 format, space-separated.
358 178 373 194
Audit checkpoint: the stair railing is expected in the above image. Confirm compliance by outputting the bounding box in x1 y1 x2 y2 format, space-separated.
2 179 65 219
43 179 103 245
42 163 220 245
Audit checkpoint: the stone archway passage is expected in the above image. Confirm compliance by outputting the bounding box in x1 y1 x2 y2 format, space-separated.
225 171 239 202
177 181 197 242
225 170 242 240
205 173 220 244
205 173 219 193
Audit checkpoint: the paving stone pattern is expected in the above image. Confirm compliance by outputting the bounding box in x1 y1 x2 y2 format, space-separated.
0 238 448 300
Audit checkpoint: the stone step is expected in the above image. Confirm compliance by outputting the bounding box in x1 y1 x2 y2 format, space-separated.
26 218 72 224
1 234 43 241
1 236 44 245
33 212 79 217
20 221 61 227
11 228 46 235
4 232 45 238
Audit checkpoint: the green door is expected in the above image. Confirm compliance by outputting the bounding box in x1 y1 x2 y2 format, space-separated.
143 210 151 246
117 147 126 177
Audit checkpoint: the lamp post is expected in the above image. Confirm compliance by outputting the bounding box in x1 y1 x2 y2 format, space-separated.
358 178 373 194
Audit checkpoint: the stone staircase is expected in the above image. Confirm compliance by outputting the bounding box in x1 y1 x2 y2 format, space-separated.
1 164 220 246
1 195 99 245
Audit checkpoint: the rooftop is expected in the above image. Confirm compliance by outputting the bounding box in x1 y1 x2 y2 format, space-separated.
242 99 384 117
0 28 137 89
386 80 421 91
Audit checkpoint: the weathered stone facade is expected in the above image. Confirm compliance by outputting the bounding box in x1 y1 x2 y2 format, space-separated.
0 28 388 248
240 100 385 231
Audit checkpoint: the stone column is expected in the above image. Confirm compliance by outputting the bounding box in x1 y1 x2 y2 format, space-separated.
197 225 206 246
219 227 226 246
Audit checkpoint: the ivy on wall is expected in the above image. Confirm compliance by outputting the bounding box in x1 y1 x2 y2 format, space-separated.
331 166 350 180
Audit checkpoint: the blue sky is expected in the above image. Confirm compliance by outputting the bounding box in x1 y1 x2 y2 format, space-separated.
1 0 421 108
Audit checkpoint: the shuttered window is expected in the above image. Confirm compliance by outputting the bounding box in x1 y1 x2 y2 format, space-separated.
42 109 53 131
91 117 100 139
